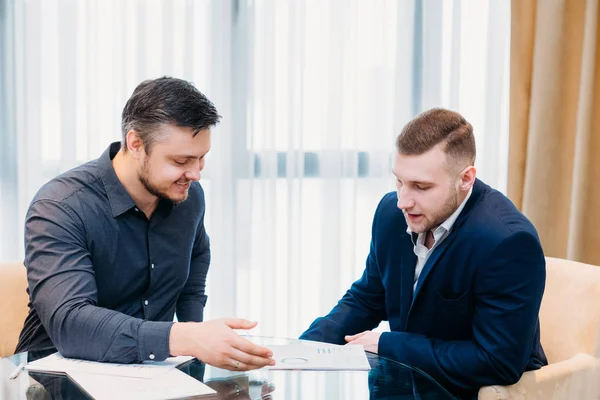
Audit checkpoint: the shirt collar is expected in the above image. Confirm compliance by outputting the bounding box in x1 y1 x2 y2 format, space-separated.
405 187 473 235
98 142 137 218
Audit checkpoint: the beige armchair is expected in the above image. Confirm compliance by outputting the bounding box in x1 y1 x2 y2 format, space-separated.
0 261 29 358
479 257 600 399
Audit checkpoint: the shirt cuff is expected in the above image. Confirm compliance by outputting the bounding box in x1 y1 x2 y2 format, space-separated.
138 320 175 362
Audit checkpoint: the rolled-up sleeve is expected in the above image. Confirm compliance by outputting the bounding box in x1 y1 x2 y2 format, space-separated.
25 200 173 363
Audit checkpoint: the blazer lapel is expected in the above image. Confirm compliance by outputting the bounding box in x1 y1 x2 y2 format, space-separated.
399 232 417 328
411 231 459 301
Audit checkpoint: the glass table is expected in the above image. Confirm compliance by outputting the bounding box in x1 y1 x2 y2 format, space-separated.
0 336 456 399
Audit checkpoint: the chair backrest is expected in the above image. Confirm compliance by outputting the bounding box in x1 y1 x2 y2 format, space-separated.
539 257 600 364
0 261 29 358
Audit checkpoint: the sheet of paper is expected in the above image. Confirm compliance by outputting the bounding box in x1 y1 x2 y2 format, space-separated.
265 343 371 371
25 353 193 379
68 369 216 400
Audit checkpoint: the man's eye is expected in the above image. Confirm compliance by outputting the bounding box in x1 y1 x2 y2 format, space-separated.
175 160 186 165
416 186 430 191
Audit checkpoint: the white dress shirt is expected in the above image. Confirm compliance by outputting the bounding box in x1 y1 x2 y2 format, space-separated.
407 188 473 291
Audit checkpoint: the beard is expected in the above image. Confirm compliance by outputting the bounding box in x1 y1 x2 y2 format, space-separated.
138 158 189 206
411 187 461 234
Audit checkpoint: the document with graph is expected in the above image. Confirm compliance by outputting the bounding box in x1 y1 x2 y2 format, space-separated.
265 343 371 371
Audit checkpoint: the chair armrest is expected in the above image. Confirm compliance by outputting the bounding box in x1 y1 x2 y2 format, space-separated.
478 353 600 400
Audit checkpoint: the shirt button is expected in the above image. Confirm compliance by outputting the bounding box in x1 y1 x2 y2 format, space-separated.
151 264 155 269
144 300 149 306
149 353 155 360
134 207 139 212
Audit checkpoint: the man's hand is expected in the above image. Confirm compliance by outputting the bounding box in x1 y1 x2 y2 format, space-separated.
344 330 381 353
169 318 276 371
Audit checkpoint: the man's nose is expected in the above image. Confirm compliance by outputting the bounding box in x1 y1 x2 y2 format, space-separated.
185 168 201 181
396 188 414 210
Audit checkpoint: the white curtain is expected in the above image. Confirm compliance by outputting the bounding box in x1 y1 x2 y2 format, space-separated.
227 0 511 337
0 0 511 340
0 0 233 259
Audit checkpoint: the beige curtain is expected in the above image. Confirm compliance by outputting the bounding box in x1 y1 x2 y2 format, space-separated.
509 0 600 266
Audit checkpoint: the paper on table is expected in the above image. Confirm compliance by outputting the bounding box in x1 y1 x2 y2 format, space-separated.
26 353 193 379
69 369 216 400
265 343 371 371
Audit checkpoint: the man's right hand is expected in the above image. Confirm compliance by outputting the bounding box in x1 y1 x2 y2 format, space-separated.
168 318 276 371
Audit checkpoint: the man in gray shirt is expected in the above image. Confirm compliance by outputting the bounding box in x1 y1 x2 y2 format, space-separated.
16 77 274 371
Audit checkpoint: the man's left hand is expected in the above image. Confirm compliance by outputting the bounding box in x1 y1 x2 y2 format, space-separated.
344 331 381 353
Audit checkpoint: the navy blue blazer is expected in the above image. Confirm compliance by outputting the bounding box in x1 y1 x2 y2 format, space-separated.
300 179 547 398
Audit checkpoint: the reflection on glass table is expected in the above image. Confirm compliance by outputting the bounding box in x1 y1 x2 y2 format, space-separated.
1 336 456 399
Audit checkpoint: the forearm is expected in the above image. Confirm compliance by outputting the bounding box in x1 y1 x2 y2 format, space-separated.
379 332 523 390
302 249 386 343
300 291 384 344
44 299 174 363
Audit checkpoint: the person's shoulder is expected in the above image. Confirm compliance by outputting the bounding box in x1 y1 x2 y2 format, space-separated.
469 183 540 245
374 191 401 218
31 160 101 207
467 183 545 274
377 191 398 209
26 160 102 228
373 191 406 232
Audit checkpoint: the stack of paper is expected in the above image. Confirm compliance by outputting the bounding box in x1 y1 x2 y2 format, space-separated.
26 353 193 378
68 369 214 400
265 343 371 371
25 353 215 399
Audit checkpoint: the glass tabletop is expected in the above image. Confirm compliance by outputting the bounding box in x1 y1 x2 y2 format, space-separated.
0 336 456 399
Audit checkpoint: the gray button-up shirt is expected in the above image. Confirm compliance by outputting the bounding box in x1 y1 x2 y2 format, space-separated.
15 142 210 363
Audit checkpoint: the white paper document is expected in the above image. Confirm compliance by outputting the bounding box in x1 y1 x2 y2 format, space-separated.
265 343 371 371
24 353 215 398
69 369 216 400
26 353 194 379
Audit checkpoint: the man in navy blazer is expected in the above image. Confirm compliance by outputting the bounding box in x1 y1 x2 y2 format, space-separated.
300 108 547 398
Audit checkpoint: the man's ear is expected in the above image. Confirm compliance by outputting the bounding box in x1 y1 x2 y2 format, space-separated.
459 165 476 191
125 130 144 159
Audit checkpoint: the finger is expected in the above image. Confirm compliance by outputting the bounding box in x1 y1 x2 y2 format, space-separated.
226 357 264 372
222 318 258 330
232 337 274 358
230 347 275 368
345 331 369 342
344 331 368 340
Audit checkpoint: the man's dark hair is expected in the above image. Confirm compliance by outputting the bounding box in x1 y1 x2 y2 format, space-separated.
121 76 221 152
395 108 476 170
